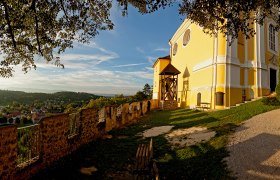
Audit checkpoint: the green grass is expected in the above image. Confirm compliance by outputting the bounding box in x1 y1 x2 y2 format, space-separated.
32 100 280 179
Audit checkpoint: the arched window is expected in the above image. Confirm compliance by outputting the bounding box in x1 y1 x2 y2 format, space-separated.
173 43 178 56
183 29 190 46
269 24 276 51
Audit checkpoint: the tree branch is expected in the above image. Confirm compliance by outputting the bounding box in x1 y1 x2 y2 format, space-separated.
2 1 16 48
31 0 43 55
59 0 69 21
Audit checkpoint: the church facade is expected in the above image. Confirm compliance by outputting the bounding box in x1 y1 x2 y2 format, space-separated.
153 17 279 110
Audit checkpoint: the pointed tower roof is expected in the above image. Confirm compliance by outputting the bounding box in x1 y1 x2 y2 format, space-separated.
159 63 181 75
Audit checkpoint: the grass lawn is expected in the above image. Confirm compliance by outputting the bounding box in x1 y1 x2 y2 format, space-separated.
32 99 280 179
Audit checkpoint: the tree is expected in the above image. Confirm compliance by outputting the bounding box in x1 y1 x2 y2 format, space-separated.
132 91 147 101
142 83 152 99
179 0 280 41
0 0 279 77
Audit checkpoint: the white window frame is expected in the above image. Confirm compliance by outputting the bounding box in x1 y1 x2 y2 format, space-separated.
267 22 278 54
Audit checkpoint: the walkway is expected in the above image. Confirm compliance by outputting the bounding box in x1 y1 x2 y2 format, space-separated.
226 109 280 179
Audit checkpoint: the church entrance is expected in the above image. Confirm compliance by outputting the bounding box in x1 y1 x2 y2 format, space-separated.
270 68 277 92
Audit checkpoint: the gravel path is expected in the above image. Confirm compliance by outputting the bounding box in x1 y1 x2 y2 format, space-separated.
226 109 280 179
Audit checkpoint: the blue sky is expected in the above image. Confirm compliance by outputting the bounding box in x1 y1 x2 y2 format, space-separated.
0 4 184 95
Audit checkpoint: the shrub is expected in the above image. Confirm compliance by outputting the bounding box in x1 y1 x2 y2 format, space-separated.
0 117 7 124
276 69 280 100
276 83 280 101
262 97 280 106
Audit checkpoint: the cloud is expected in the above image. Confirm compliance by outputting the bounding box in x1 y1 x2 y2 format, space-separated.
146 56 157 65
59 53 117 64
145 67 153 71
0 41 152 95
72 41 119 58
0 64 153 95
136 47 145 54
154 48 169 53
112 63 147 68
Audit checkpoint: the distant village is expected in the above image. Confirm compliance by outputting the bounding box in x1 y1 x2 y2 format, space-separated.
0 99 76 125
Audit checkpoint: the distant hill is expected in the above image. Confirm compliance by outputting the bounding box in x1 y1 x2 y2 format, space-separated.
0 90 101 106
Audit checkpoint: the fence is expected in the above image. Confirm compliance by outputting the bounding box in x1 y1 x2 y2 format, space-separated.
17 124 40 169
68 112 80 138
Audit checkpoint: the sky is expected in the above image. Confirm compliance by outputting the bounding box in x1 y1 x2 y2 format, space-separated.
0 4 184 96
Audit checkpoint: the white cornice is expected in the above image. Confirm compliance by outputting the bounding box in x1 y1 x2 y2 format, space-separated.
192 56 241 72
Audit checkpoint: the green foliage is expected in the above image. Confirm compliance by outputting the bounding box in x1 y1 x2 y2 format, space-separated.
0 0 172 77
142 83 152 99
132 91 147 102
0 90 100 106
276 69 280 100
0 116 7 124
262 97 280 106
0 1 113 77
86 97 114 109
1 1 279 76
84 88 152 109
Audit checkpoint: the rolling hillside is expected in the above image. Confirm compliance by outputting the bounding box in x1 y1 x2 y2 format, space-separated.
0 90 101 106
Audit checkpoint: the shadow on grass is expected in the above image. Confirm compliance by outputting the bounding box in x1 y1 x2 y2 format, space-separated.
34 104 271 179
154 135 235 179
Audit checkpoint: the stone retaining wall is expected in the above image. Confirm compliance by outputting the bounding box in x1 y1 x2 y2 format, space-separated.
0 125 17 180
0 100 158 179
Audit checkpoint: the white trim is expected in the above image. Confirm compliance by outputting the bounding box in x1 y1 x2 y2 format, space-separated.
192 58 212 71
170 19 192 45
240 61 267 69
256 23 260 94
190 86 213 92
260 24 265 64
152 92 158 100
192 56 240 72
191 84 246 91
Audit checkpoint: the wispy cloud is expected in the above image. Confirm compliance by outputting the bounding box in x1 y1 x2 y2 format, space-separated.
0 64 152 95
60 53 118 64
145 67 153 71
146 56 157 65
73 41 119 57
112 63 147 68
154 48 169 53
136 47 145 54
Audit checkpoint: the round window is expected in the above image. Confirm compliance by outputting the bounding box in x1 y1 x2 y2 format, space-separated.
173 43 178 56
183 29 190 46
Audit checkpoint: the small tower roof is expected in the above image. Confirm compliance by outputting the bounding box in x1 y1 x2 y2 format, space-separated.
159 63 181 75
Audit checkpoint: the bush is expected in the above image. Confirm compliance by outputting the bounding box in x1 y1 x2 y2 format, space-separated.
0 117 7 124
262 97 280 106
276 83 280 101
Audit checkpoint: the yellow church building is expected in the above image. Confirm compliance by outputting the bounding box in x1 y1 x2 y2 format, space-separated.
153 18 279 110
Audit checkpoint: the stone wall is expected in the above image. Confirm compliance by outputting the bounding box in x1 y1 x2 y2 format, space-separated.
160 100 178 110
0 125 17 180
1 100 158 179
41 114 70 165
